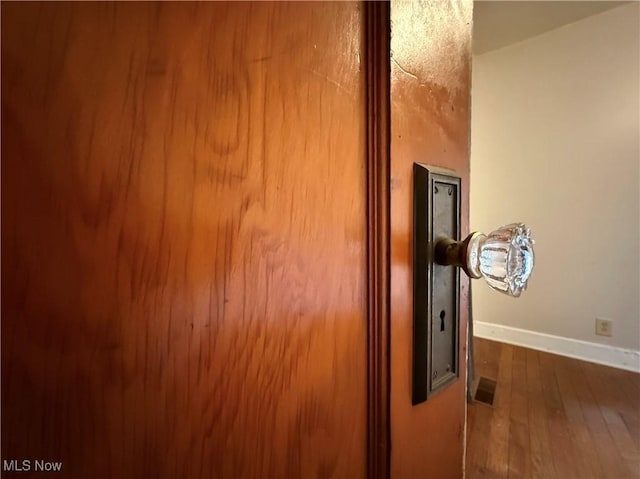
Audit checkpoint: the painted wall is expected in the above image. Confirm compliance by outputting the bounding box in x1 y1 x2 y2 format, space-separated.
471 4 640 353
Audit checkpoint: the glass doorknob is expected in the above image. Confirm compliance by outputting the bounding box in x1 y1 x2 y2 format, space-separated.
435 223 535 297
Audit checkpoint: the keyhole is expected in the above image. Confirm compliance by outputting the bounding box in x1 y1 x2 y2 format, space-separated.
440 310 446 331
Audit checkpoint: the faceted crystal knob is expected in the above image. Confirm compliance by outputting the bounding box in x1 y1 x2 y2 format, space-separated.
435 223 535 297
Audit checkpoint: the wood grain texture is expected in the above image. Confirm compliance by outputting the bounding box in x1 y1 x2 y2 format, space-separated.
389 1 472 477
507 346 532 479
525 349 557 479
485 344 513 477
1 2 367 478
466 338 640 479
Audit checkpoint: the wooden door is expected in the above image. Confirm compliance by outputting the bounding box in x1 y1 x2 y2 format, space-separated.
2 2 473 478
1 3 368 478
389 1 472 478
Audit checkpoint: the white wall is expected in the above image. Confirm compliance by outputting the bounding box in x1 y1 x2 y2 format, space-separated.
471 4 640 356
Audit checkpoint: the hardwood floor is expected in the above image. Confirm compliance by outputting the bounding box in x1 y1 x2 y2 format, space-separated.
466 338 640 479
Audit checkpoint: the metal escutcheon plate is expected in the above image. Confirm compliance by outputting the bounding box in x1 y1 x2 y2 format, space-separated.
412 163 460 405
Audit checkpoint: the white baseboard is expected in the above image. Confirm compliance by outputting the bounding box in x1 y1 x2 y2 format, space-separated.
473 321 640 373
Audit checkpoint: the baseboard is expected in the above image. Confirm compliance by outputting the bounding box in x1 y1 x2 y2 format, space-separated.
474 321 640 373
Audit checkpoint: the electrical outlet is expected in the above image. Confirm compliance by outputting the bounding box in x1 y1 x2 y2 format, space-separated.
595 318 613 337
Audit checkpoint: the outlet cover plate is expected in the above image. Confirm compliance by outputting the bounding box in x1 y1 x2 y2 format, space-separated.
596 318 613 337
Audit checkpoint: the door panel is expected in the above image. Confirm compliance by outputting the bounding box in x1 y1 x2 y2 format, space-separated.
1 3 366 478
390 1 472 477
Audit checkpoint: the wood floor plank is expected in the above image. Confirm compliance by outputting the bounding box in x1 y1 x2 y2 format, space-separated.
538 351 581 479
507 346 530 479
466 338 501 478
542 350 629 479
466 338 640 479
475 336 500 381
581 361 640 478
611 368 640 444
525 349 557 479
554 355 605 479
485 344 513 478
466 402 494 477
